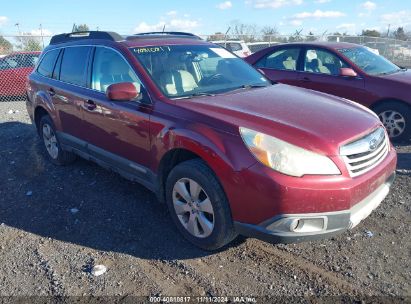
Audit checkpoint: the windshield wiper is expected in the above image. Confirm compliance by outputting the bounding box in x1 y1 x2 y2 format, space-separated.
241 84 269 89
172 92 216 100
377 69 401 76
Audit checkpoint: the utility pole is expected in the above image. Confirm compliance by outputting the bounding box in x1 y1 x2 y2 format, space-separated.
39 24 44 49
15 23 21 36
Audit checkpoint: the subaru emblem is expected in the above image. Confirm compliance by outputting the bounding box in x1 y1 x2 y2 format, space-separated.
369 138 378 151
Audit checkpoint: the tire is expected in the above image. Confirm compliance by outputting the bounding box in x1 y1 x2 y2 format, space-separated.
39 115 76 165
165 159 237 250
374 101 411 142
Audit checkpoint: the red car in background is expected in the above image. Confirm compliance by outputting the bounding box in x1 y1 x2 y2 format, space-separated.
246 42 411 141
0 51 41 100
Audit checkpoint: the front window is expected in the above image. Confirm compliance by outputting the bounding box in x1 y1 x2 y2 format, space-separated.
130 45 268 98
91 47 141 93
304 48 349 75
339 47 400 76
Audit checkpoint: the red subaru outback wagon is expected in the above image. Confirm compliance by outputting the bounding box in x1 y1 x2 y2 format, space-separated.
26 32 397 250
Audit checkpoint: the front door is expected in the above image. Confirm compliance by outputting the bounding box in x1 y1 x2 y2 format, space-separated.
82 46 152 173
295 47 369 103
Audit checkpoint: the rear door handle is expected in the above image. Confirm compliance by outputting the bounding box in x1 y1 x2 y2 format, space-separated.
47 88 55 96
84 99 97 111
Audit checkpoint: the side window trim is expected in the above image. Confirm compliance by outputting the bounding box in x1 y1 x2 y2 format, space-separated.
35 45 152 104
90 46 151 104
52 49 63 80
85 46 95 89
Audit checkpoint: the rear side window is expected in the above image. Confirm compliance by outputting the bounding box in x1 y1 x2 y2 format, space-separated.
256 48 301 71
227 43 242 52
60 46 91 86
37 49 59 78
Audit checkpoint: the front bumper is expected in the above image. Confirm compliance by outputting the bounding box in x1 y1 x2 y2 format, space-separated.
234 172 395 244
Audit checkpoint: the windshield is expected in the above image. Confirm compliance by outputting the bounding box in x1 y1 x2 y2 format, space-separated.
338 47 400 76
130 45 269 98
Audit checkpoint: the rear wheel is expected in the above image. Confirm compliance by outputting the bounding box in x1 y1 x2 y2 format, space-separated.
374 102 411 142
39 115 76 165
165 159 237 250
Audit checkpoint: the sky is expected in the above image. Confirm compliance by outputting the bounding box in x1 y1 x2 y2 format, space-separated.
0 0 410 37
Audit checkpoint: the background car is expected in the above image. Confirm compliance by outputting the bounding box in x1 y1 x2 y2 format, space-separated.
0 51 41 100
247 41 281 54
246 42 411 141
211 40 251 57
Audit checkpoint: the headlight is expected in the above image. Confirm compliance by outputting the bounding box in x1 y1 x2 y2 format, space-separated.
239 127 341 177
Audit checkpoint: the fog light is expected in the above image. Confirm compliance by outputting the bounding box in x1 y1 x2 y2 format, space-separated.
290 218 325 233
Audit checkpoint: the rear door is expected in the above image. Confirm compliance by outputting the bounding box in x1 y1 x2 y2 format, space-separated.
254 46 302 85
52 46 93 143
295 47 368 103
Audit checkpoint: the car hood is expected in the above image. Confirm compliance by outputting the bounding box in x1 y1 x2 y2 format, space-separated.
177 84 381 156
378 69 411 85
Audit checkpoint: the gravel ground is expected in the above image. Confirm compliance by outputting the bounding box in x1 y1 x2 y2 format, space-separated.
0 101 410 302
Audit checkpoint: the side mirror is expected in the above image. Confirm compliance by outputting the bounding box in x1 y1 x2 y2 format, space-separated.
340 68 358 77
106 82 139 101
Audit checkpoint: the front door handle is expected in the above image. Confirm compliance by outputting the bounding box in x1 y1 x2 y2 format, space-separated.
84 99 97 111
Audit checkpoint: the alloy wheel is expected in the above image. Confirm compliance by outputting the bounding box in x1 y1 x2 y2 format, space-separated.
42 123 59 159
379 110 406 138
172 178 215 238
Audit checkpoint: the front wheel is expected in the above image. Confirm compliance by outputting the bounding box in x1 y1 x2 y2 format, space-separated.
374 102 411 142
165 159 237 250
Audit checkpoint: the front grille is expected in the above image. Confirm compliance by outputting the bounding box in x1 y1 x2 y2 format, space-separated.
340 127 389 177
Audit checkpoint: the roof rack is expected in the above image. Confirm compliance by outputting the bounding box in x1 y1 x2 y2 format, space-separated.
50 31 123 45
127 32 202 40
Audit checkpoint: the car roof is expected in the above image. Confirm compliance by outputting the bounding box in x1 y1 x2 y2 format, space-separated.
46 31 215 50
122 37 213 48
211 40 246 43
274 41 360 49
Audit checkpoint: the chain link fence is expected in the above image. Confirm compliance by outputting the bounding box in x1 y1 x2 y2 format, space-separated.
0 35 51 102
0 33 410 102
200 34 411 67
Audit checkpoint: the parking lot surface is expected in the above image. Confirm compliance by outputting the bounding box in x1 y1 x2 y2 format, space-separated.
0 101 410 300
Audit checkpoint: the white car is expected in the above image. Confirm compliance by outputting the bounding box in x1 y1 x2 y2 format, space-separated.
247 42 280 54
211 40 251 57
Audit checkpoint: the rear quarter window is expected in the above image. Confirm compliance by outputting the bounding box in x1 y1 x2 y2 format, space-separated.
37 50 60 78
60 46 91 86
